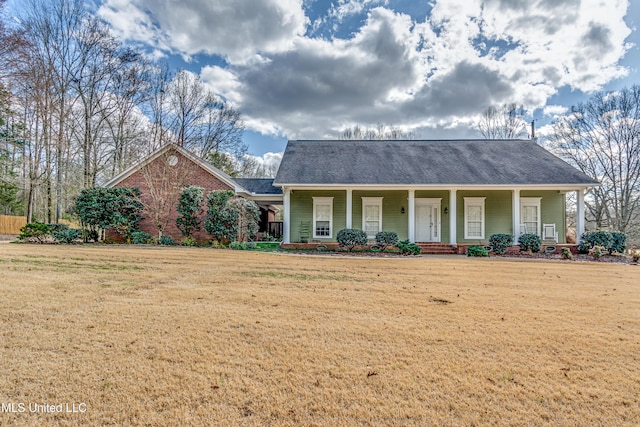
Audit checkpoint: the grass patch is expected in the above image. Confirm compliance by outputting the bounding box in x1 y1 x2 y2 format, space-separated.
0 244 638 426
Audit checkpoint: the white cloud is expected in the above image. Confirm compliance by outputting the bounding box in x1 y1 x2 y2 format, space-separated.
99 0 633 140
543 105 569 118
98 0 309 64
242 152 283 175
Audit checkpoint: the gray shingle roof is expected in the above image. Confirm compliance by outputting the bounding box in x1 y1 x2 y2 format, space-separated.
234 178 283 195
273 140 598 186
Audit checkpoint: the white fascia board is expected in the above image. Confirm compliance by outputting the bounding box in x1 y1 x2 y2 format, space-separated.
103 143 242 192
277 184 597 191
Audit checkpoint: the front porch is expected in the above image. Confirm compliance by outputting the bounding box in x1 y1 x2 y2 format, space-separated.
282 187 588 247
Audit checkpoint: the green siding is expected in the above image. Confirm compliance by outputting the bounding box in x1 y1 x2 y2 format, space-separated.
290 190 346 242
522 190 566 243
455 190 566 244
353 191 408 240
290 188 566 244
456 191 512 243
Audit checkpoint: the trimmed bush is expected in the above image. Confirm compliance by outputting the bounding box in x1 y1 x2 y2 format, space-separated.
589 245 605 260
397 239 421 256
158 236 175 245
17 222 51 243
337 228 368 251
227 241 257 250
181 236 197 246
577 240 591 254
176 186 204 238
131 231 152 244
578 230 627 255
375 231 399 251
204 190 237 243
561 247 573 260
488 233 513 255
609 232 627 254
467 245 489 257
53 228 81 244
518 233 541 253
582 230 612 249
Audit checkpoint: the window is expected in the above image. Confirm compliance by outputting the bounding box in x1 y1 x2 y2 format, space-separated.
313 197 333 238
361 197 383 238
520 198 541 236
464 197 486 239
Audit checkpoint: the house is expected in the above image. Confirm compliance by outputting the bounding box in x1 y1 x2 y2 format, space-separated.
104 139 597 251
273 139 598 252
104 144 283 242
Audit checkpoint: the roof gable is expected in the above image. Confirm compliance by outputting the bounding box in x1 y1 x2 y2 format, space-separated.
105 144 282 197
104 144 241 190
273 139 599 187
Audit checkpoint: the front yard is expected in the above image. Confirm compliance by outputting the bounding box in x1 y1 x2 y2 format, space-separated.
0 244 638 426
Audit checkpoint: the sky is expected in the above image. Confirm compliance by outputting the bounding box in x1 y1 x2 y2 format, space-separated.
8 0 640 169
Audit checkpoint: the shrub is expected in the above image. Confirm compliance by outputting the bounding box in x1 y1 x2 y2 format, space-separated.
337 228 368 251
577 240 591 254
244 241 257 250
17 222 51 243
158 236 175 245
181 236 197 246
375 231 399 251
131 231 152 244
589 245 605 260
467 245 489 257
229 241 242 250
560 247 573 260
578 230 627 255
518 233 541 253
632 252 639 263
53 228 81 244
488 233 513 255
48 223 69 233
609 232 627 254
226 198 260 242
204 190 237 243
176 186 204 238
75 186 142 242
582 230 613 249
397 239 421 256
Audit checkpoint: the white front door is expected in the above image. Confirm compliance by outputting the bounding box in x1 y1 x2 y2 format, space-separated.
415 199 441 242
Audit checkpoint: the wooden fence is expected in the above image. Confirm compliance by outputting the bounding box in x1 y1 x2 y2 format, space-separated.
0 215 27 235
0 215 80 235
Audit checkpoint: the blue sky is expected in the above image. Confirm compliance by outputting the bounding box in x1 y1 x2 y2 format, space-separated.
8 0 640 167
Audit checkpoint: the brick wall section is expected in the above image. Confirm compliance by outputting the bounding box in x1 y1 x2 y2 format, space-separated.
107 149 233 243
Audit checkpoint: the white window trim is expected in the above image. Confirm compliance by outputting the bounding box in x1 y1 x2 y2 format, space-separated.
312 197 333 238
464 197 486 240
361 197 383 238
520 197 542 236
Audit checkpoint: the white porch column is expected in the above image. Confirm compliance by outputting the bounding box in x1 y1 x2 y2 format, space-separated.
512 189 520 245
408 190 415 243
283 188 291 244
346 189 353 229
449 189 457 244
576 189 585 239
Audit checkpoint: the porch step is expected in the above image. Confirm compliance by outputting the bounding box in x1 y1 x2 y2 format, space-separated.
416 243 458 255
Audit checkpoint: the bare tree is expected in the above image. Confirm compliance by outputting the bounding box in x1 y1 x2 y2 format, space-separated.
145 62 174 150
168 70 205 148
549 85 640 234
476 103 528 139
340 123 417 140
197 93 246 159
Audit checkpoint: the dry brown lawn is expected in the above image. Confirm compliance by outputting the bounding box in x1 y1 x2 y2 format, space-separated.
0 244 638 426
